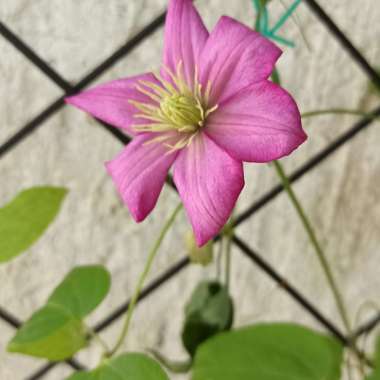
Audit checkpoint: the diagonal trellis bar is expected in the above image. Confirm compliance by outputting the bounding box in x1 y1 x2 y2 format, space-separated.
0 23 72 91
93 257 190 333
0 19 179 190
302 0 380 88
232 234 348 343
0 10 166 157
351 313 380 341
0 0 379 378
0 307 20 328
232 234 374 367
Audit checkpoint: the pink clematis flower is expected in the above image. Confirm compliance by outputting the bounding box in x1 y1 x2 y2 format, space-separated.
66 0 307 246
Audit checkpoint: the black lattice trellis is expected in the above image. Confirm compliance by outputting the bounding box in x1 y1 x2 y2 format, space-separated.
1 0 380 379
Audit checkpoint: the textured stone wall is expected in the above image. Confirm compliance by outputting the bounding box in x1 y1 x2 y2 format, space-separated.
0 0 379 379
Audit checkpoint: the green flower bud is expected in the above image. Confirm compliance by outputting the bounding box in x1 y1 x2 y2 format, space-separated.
185 231 213 266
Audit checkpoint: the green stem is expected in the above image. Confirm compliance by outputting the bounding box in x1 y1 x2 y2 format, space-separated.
225 235 232 290
271 68 351 331
86 326 110 355
273 160 351 332
148 349 192 374
216 238 224 280
301 108 379 119
224 218 235 290
270 0 302 35
279 0 312 51
108 203 183 357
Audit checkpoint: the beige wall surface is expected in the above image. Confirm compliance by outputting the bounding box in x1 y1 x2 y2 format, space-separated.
0 0 379 379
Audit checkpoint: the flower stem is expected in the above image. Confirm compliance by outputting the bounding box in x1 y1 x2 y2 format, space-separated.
148 349 192 374
278 0 312 51
216 238 224 280
86 326 110 356
301 108 379 119
224 216 235 290
273 160 351 332
107 203 183 357
225 238 232 290
270 0 302 35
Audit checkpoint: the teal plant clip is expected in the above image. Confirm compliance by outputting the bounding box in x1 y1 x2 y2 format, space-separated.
252 0 302 47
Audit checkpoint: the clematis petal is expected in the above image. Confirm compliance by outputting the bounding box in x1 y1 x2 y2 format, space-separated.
199 16 282 104
106 133 178 222
205 80 307 163
66 73 161 136
163 0 209 86
173 133 244 246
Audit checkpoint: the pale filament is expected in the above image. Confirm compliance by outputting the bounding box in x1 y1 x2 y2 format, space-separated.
129 61 218 152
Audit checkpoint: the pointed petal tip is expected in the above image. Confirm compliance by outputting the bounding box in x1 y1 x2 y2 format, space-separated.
292 122 308 147
64 92 92 111
130 210 147 223
194 233 210 248
287 131 308 156
64 73 161 135
174 134 244 249
300 129 308 143
206 80 308 163
64 94 78 106
164 0 208 83
273 128 307 161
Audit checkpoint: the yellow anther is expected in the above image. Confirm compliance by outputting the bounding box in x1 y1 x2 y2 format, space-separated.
131 62 218 152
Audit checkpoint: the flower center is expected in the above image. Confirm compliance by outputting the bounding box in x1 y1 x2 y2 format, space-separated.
160 94 203 132
129 62 217 151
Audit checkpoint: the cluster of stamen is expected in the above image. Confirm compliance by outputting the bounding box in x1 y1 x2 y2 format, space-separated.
129 62 218 152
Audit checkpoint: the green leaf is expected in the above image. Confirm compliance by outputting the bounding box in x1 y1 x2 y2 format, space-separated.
182 281 233 356
48 265 111 318
7 305 86 361
0 186 67 263
65 353 169 380
365 336 380 380
65 373 93 380
8 265 110 360
192 323 343 380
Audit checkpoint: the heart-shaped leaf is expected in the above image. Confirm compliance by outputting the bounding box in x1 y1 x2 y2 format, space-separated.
65 353 169 380
48 265 111 318
7 304 86 361
192 323 343 380
0 187 67 263
182 281 233 356
8 265 110 360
